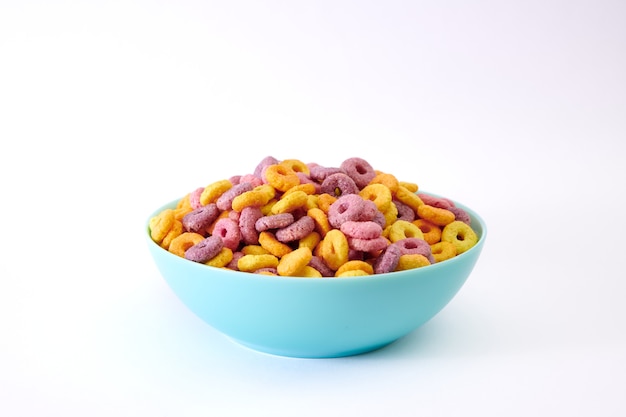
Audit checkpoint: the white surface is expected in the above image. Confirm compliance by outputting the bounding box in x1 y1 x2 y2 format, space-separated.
1 1 625 416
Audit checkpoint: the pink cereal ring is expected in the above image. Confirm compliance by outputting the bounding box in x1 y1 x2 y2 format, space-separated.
347 236 389 252
448 206 471 225
340 157 376 189
393 238 435 264
239 174 264 187
275 215 316 243
253 156 279 178
216 182 254 211
189 187 205 209
340 221 383 239
373 244 402 274
327 194 379 228
182 204 220 235
418 193 455 209
308 165 344 182
184 235 224 263
212 218 241 250
320 172 359 197
255 213 295 232
238 206 263 245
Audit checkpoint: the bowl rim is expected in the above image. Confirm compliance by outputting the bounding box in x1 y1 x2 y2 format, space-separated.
145 191 487 282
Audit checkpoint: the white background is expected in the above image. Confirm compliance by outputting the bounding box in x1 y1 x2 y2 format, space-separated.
1 0 625 416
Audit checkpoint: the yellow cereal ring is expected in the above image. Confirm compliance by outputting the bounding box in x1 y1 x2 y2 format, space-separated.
298 231 321 252
284 183 317 196
260 199 277 215
264 164 300 192
258 231 293 258
382 201 399 228
200 179 232 206
280 159 310 176
430 241 457 263
241 245 271 255
335 260 374 277
369 172 399 194
305 194 319 210
149 209 176 243
399 181 418 193
160 219 183 250
396 254 431 271
319 229 349 271
441 221 478 254
359 183 392 212
336 269 370 278
296 265 323 278
277 247 313 276
417 204 456 226
176 194 192 210
271 190 309 214
413 219 442 245
237 253 279 272
205 247 234 268
395 186 424 213
388 220 424 242
168 232 205 258
232 188 275 212
316 193 337 213
307 207 332 237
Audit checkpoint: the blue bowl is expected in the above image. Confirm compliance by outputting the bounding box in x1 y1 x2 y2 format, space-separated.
145 195 487 358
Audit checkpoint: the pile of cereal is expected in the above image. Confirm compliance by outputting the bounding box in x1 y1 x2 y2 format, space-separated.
149 157 478 277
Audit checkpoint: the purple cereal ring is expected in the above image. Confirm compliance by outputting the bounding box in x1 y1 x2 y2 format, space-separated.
340 220 383 239
275 215 315 242
182 204 220 235
394 238 435 263
309 164 345 182
229 175 242 185
212 218 241 251
393 199 416 222
320 172 359 197
253 156 279 178
448 206 471 225
189 187 205 209
255 213 295 232
308 255 335 277
327 194 379 228
418 193 454 209
340 157 376 189
372 210 386 228
347 236 389 252
185 235 224 263
239 206 263 245
216 182 254 211
297 172 322 193
239 174 264 187
373 244 402 274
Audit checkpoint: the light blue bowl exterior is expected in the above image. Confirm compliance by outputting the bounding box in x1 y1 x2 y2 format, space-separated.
146 195 486 358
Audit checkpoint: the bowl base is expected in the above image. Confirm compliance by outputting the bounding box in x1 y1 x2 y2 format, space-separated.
230 338 397 359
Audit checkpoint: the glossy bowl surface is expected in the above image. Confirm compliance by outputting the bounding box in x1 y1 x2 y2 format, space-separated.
146 194 486 358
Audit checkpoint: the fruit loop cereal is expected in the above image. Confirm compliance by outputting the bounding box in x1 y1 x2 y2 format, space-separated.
149 157 480 277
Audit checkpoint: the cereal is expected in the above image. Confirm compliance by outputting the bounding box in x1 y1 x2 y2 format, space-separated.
373 244 402 274
258 231 293 258
319 229 349 271
327 194 378 229
335 260 374 277
277 247 313 276
340 221 383 240
237 253 279 272
211 218 241 251
396 254 431 271
441 221 478 254
183 235 223 263
388 220 424 242
264 164 300 192
340 157 376 189
270 190 309 214
149 208 175 243
182 204 220 235
359 183 392 212
200 179 232 206
417 204 456 227
275 215 315 243
320 173 359 197
216 182 254 211
238 206 263 245
205 247 234 268
413 219 442 245
430 241 456 263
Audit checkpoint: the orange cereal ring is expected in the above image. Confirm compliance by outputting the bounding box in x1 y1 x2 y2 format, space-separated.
237 253 279 272
160 219 183 250
277 247 313 276
279 159 310 176
264 164 300 192
396 254 431 271
149 208 176 243
205 247 234 268
168 232 205 258
270 190 309 214
200 179 232 206
395 186 424 213
417 204 456 227
316 193 337 213
258 231 293 258
369 172 399 194
319 229 349 271
441 221 478 254
335 260 374 277
283 183 317 196
298 231 321 252
174 205 194 221
307 207 332 237
399 181 418 193
413 219 442 245
359 183 392 212
388 220 424 242
430 241 457 263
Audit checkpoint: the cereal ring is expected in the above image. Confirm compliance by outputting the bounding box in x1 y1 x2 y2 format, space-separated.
176 194 192 210
296 173 321 194
283 183 317 196
393 238 434 263
205 247 234 268
441 221 478 254
359 183 392 212
347 236 388 252
339 221 383 239
255 213 295 232
253 156 279 178
340 157 376 189
264 164 300 192
393 199 416 222
388 220 424 242
336 269 370 278
211 218 241 251
335 260 374 277
270 190 309 214
381 201 398 228
237 253 279 272
277 247 313 276
181 204 220 235
189 187 205 209
448 206 471 225
308 255 335 277
216 182 254 211
258 231 293 258
206 210 230 235
255 268 278 275
160 219 183 250
238 206 263 245
231 186 276 212
396 254 431 271
200 179 232 206
241 245 271 255
412 219 442 245
417 204 456 227
309 164 344 182
298 231 321 252
319 229 349 271
418 193 454 209
327 194 378 229
225 251 244 270
368 172 399 194
183 235 223 263
395 186 424 213
373 244 402 274
307 207 332 237
275 215 315 243
280 159 310 176
320 173 359 197
430 241 457 263
295 265 323 278
149 208 175 243
316 193 337 213
399 181 418 193
168 232 205 258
